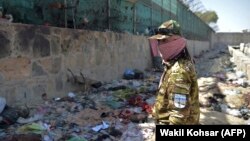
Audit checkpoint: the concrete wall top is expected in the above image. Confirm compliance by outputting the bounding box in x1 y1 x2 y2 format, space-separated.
214 33 250 46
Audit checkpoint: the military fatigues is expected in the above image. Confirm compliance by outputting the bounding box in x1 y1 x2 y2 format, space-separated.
152 57 200 125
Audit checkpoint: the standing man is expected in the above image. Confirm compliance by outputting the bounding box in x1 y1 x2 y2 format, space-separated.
149 20 200 125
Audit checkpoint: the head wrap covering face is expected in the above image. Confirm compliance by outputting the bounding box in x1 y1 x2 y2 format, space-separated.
148 20 186 61
158 35 187 62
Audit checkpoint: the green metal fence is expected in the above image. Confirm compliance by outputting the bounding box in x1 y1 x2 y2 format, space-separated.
0 0 214 40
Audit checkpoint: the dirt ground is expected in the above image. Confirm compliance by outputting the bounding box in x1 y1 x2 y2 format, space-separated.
0 45 249 141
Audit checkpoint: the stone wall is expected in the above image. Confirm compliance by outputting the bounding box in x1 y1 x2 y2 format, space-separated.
213 32 250 46
0 23 152 105
0 23 213 106
187 40 210 57
228 46 250 79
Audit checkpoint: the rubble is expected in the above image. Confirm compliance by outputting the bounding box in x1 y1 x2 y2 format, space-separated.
196 46 250 120
0 46 249 140
0 71 160 141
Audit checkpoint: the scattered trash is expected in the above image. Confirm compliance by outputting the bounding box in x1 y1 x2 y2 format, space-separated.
105 99 123 109
220 104 241 117
0 97 6 114
109 127 123 138
236 71 245 78
0 106 19 127
246 119 250 125
54 97 61 101
130 113 147 123
0 129 6 138
123 69 144 80
128 81 141 89
0 49 249 141
17 123 45 134
240 109 250 120
92 121 109 132
68 92 76 98
112 88 136 100
145 96 155 105
223 89 241 95
67 136 87 141
2 133 42 141
91 82 102 88
43 135 54 141
138 123 155 139
120 123 144 141
17 114 43 124
129 107 143 114
213 73 226 81
232 78 248 87
108 85 127 91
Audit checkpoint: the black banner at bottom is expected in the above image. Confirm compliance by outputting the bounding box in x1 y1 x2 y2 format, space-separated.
156 125 250 140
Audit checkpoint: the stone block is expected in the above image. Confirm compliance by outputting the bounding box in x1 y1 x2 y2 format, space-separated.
39 57 62 74
32 84 47 97
13 85 32 106
3 87 16 104
0 32 11 58
33 35 50 57
32 62 47 76
52 57 62 73
36 26 50 35
0 73 4 83
55 74 63 91
0 57 31 81
15 26 35 54
51 35 61 55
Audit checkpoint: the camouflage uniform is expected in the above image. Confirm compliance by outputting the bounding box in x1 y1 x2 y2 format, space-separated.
152 57 200 125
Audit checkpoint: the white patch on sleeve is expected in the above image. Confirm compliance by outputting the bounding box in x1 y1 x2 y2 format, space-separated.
174 94 187 109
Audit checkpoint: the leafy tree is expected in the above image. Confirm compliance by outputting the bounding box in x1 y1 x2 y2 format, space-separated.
195 10 218 24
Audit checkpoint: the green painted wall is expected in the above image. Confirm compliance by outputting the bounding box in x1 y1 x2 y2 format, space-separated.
0 0 213 40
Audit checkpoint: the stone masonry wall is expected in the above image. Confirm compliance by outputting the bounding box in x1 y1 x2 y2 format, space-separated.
0 22 213 106
0 23 152 106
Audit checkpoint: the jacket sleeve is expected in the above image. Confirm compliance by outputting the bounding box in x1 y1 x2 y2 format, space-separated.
168 67 193 125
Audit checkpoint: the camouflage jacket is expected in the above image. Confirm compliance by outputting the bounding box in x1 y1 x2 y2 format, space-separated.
152 57 200 125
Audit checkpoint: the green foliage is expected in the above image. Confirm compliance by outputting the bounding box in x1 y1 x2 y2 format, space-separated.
195 10 218 24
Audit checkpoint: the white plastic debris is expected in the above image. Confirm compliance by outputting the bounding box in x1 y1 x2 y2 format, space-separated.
43 135 53 141
55 97 61 101
240 43 245 49
236 71 245 78
246 119 250 125
223 89 240 95
240 108 249 115
120 123 144 141
129 107 143 114
0 97 6 114
138 123 155 139
68 92 76 98
132 81 141 88
146 96 156 105
17 114 43 124
92 121 109 132
220 104 241 117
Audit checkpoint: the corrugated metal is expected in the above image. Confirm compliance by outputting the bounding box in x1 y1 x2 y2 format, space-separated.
0 0 213 40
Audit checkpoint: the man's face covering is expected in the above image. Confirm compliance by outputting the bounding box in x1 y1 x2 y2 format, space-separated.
158 35 187 62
